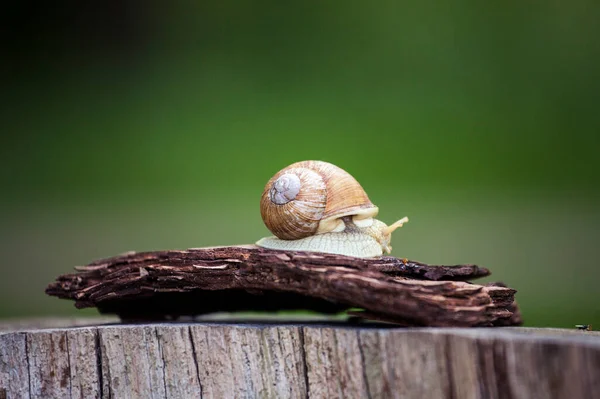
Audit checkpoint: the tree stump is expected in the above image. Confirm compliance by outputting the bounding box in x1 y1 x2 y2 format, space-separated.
1 319 599 399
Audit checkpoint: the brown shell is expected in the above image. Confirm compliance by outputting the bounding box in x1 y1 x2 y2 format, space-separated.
260 160 378 240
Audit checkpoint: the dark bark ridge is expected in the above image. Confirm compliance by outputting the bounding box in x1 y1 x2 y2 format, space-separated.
46 245 521 327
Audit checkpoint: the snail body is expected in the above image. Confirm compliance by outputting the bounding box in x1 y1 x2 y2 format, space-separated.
256 160 408 258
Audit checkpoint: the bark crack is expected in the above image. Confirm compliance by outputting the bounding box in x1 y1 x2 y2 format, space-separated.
94 329 105 399
356 332 372 399
64 332 72 399
142 329 164 399
298 327 310 399
25 333 32 399
155 328 168 399
332 330 341 399
492 339 513 399
444 335 456 399
187 327 203 397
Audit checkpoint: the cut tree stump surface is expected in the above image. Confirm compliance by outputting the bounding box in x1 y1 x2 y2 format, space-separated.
46 245 521 327
1 319 599 399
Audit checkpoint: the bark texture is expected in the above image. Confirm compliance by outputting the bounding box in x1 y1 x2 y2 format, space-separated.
46 245 521 327
1 321 599 399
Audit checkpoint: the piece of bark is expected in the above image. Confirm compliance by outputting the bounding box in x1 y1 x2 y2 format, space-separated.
46 245 519 327
2 322 600 399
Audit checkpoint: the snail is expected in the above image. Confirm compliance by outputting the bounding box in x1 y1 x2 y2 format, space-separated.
255 160 408 258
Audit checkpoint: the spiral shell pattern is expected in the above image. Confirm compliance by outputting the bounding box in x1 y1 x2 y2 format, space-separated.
260 167 326 239
260 160 378 240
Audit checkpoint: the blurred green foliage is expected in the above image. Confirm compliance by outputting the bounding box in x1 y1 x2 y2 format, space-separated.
2 1 599 327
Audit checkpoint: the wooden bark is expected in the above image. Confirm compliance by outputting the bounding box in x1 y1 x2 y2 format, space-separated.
1 320 599 399
45 245 521 327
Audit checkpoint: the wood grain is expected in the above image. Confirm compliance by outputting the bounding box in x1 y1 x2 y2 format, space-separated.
1 321 599 399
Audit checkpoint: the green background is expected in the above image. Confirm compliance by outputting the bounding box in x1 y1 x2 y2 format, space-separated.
2 1 599 327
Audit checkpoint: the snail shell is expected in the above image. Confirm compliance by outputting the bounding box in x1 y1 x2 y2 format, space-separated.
257 160 408 258
259 160 378 240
